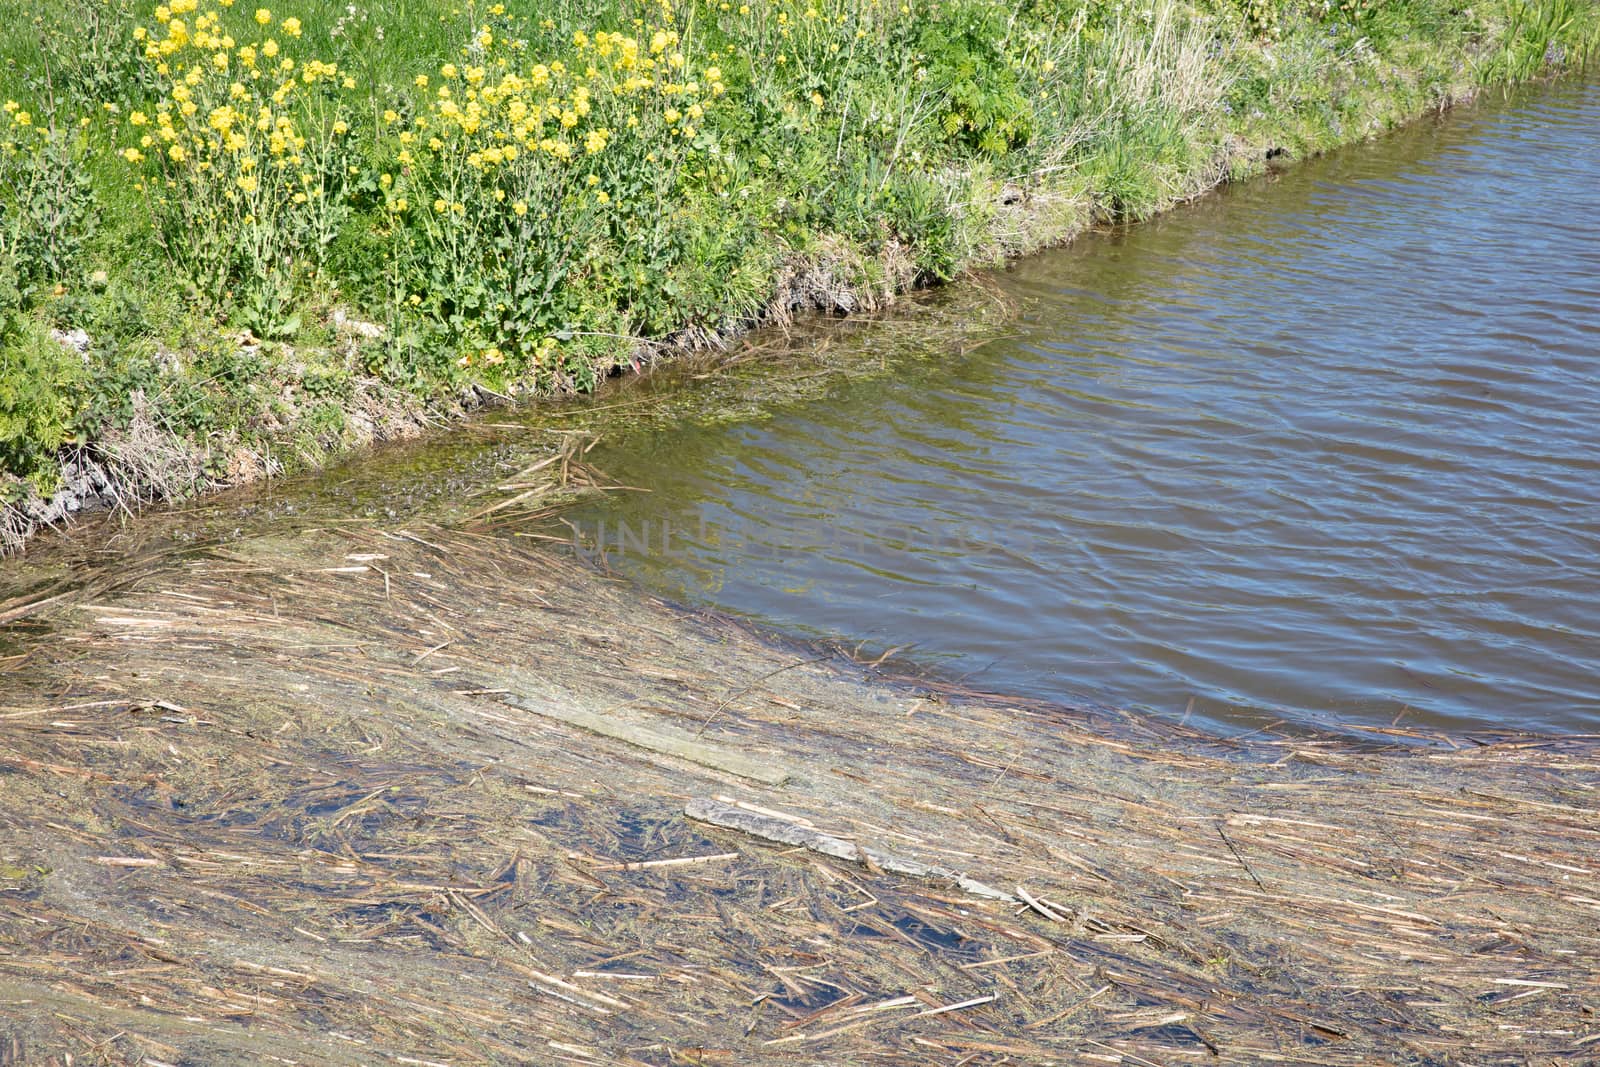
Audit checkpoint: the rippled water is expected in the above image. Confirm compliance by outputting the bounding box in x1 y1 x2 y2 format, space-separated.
570 80 1600 735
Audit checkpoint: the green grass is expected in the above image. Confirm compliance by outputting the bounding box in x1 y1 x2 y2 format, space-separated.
0 0 1596 540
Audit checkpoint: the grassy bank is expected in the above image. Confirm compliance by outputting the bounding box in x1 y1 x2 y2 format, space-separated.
1 0 1596 549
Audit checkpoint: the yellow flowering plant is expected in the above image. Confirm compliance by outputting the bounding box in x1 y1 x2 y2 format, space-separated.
1 115 97 298
382 6 730 384
118 0 359 333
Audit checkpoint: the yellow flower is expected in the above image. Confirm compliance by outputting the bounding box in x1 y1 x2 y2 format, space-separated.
390 197 408 213
130 111 149 126
281 16 301 36
332 120 348 135
414 74 429 88
255 8 270 25
382 109 399 124
594 189 609 204
237 174 258 192
168 144 186 161
122 147 145 163
513 200 528 216
263 38 279 58
441 63 458 79
433 198 448 213
810 91 824 108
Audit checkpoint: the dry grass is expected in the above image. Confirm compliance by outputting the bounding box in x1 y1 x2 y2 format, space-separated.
0 519 1596 1065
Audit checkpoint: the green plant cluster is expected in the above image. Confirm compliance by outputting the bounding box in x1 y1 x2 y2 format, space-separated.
0 0 1594 506
0 257 80 493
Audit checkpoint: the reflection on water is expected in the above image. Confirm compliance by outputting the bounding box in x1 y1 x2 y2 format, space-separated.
569 79 1600 734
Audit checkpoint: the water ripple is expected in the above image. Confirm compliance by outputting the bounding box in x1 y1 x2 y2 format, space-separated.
578 79 1600 734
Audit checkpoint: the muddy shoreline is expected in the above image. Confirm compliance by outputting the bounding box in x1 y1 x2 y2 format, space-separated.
2 519 1597 1064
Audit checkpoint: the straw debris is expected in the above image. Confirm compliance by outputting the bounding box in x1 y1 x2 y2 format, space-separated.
0 522 1596 1064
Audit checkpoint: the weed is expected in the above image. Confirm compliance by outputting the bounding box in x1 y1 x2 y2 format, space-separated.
0 113 96 296
0 0 1594 515
115 0 360 328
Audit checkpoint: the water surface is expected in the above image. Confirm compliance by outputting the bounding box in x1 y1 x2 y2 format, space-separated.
570 79 1600 735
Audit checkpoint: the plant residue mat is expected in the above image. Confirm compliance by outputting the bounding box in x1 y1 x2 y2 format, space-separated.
1 524 1596 1064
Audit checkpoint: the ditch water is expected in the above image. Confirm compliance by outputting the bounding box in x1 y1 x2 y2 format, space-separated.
567 78 1600 735
5 80 1597 739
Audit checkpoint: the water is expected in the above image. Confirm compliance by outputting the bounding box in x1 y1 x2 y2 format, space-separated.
568 79 1600 735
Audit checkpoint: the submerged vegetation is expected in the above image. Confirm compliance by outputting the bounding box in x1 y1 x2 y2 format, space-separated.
0 0 1596 546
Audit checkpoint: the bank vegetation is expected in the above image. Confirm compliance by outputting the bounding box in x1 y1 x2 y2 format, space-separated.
1 0 1596 548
